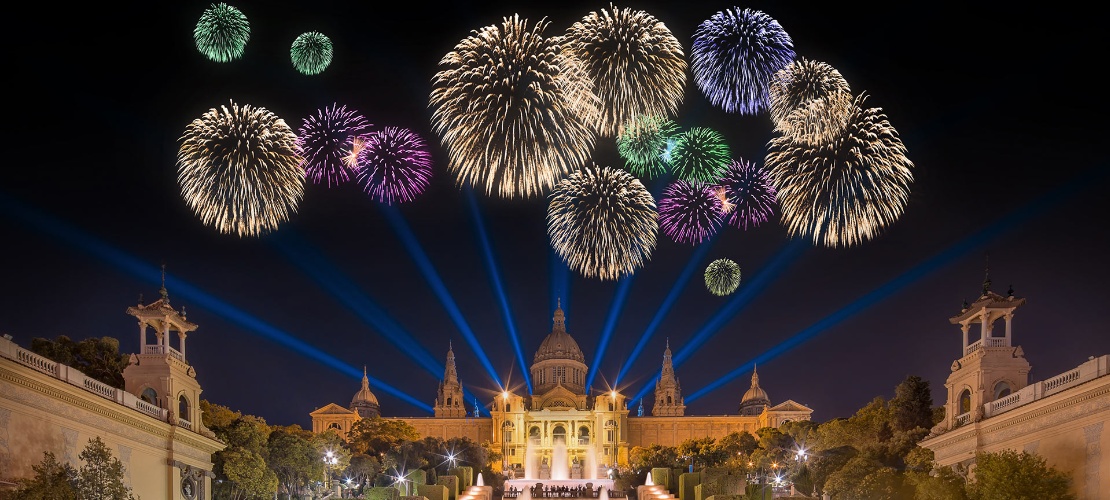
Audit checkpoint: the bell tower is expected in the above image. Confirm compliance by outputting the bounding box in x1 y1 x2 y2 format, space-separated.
652 339 685 416
122 268 206 432
941 268 1030 429
435 341 466 417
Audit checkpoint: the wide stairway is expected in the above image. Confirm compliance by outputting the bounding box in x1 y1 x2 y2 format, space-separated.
461 484 493 500
637 485 675 500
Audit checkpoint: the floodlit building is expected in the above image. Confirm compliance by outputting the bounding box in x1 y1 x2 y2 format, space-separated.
0 284 224 499
919 277 1110 498
311 301 812 472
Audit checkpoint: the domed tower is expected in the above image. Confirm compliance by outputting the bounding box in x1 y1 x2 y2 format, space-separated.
738 365 771 416
350 366 381 418
531 299 588 396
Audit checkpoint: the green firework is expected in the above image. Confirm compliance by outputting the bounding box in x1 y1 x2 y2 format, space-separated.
669 127 731 184
291 32 333 75
617 115 679 178
704 258 740 296
194 3 250 63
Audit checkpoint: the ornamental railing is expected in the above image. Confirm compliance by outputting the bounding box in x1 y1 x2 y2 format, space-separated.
1 336 180 428
982 355 1108 419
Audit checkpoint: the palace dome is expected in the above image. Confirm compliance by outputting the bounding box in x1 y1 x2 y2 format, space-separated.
738 366 770 416
533 302 585 364
350 367 381 418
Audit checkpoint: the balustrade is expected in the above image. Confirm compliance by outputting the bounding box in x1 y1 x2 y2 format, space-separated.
16 347 58 376
178 418 193 431
954 412 971 427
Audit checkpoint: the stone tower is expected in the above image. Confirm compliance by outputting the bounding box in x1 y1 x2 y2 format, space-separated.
122 274 206 432
435 341 466 417
652 339 685 416
941 272 1030 429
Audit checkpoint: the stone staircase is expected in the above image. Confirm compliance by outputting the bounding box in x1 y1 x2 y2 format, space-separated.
636 485 676 500
460 484 493 500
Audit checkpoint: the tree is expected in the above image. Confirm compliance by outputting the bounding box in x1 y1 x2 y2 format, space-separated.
348 417 420 457
345 454 382 489
967 450 1075 500
629 444 680 472
718 431 759 459
268 426 322 499
823 456 907 500
313 429 352 488
677 437 726 468
30 335 130 389
905 467 968 500
9 452 77 500
890 375 934 433
218 448 279 500
75 437 136 500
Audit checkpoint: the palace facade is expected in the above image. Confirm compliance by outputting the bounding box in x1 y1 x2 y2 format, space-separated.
0 285 224 499
919 277 1109 499
311 301 812 471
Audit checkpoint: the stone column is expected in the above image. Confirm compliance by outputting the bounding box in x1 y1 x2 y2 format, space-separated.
961 324 969 354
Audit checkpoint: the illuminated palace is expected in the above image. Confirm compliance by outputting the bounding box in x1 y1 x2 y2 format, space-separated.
311 302 812 471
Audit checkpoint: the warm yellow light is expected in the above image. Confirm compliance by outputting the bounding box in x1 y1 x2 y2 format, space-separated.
503 391 509 399
611 390 617 399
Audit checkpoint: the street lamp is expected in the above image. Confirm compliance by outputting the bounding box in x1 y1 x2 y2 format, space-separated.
323 450 339 490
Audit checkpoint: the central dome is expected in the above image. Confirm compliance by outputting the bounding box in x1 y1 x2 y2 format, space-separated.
533 302 585 364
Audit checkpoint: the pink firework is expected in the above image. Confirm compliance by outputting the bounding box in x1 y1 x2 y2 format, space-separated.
718 158 777 230
658 180 724 245
355 127 434 204
297 104 372 187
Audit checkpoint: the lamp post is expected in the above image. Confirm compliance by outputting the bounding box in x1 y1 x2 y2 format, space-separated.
323 450 338 491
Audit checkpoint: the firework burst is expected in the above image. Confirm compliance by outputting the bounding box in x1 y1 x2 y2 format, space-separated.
769 58 853 145
658 180 724 245
616 115 679 178
430 15 600 199
668 127 731 184
704 258 741 296
291 31 333 75
297 104 372 187
177 100 304 237
766 93 913 247
355 127 434 205
194 3 250 63
691 7 795 115
717 159 777 230
547 165 658 280
564 4 686 137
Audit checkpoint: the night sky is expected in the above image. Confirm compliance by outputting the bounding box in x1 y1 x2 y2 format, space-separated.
3 1 1107 430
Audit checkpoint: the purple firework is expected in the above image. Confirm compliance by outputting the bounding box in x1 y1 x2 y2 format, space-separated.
355 127 433 204
718 159 777 230
691 8 795 115
296 104 372 187
658 180 724 245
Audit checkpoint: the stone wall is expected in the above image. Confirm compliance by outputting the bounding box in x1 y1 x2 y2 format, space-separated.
626 417 757 448
0 355 223 499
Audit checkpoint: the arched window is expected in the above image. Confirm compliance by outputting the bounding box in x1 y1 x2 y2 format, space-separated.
958 389 972 414
579 426 590 445
178 395 190 421
447 397 452 406
328 422 341 430
666 395 672 405
994 381 1012 400
140 388 159 407
529 426 541 445
503 423 513 443
552 426 566 445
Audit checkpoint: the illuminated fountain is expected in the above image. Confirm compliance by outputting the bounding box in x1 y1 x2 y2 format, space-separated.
551 440 569 480
506 441 614 496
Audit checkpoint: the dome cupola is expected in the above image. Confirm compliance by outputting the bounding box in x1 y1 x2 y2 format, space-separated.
351 366 381 418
